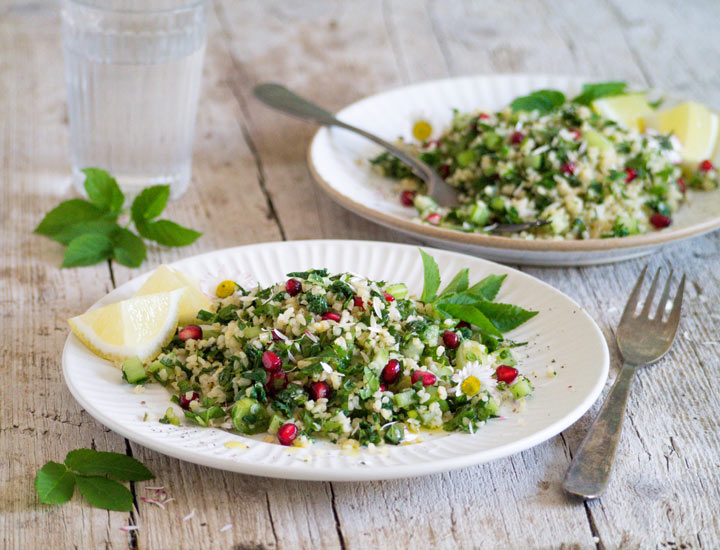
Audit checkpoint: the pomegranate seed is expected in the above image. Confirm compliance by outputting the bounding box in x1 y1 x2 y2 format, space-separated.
442 330 460 349
266 369 287 393
510 131 525 145
310 381 330 400
650 213 672 228
625 168 637 182
322 312 341 322
379 384 387 392
478 113 490 120
383 291 395 302
400 190 416 207
495 365 518 384
285 278 302 296
381 359 401 384
571 129 582 140
353 296 364 309
427 213 442 225
561 162 576 175
438 164 451 178
179 391 199 410
262 351 283 372
699 159 714 172
277 423 298 446
677 178 686 193
178 324 202 342
411 370 436 386
456 321 471 329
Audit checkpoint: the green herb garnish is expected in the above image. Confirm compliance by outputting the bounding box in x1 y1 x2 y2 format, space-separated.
572 81 628 106
510 89 566 114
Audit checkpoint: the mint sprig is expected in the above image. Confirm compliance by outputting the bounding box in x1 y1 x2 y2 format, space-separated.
34 168 201 268
510 89 566 114
35 448 154 510
572 81 628 106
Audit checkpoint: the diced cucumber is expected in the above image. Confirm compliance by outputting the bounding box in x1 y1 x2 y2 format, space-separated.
456 149 477 167
489 196 506 212
510 377 534 399
121 357 147 385
268 414 285 434
368 348 389 372
231 397 270 434
203 329 221 339
393 390 417 409
146 360 164 374
414 194 439 213
384 283 408 300
242 326 262 339
525 153 543 170
401 337 425 361
456 340 488 368
483 131 502 151
159 407 180 426
491 347 517 367
406 409 418 419
421 325 440 346
469 201 490 225
485 397 500 416
322 419 345 436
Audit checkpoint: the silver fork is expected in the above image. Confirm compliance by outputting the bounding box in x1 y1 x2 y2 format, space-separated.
563 266 686 499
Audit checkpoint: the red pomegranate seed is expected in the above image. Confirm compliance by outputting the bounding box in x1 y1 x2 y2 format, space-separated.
400 190 416 207
571 129 582 140
322 312 341 322
495 365 518 384
379 384 387 392
699 159 714 172
650 213 672 228
456 321 471 329
561 162 576 175
677 178 686 193
178 324 202 342
411 370 437 386
510 131 525 145
310 381 330 400
427 213 442 225
438 164 451 178
277 423 298 446
285 278 302 296
262 351 283 372
383 292 395 302
353 296 364 309
381 359 401 384
625 168 637 182
266 370 287 393
478 113 490 120
442 330 459 349
179 391 199 410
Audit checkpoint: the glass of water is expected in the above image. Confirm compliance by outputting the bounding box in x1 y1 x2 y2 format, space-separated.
62 0 207 200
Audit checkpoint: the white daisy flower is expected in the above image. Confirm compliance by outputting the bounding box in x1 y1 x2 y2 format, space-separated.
199 270 257 299
451 359 497 397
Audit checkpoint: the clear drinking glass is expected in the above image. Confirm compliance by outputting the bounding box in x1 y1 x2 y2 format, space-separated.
62 0 207 200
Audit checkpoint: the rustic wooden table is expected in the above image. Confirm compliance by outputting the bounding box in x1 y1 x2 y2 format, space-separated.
2 1 719 548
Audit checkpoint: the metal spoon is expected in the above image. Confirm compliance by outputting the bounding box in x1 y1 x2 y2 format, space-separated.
254 83 549 232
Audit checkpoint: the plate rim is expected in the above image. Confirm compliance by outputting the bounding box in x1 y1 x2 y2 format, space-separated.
307 73 720 254
62 238 610 481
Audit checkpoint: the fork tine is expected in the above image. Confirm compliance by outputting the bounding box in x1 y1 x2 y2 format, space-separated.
640 268 662 318
666 274 686 330
620 264 648 322
654 269 674 321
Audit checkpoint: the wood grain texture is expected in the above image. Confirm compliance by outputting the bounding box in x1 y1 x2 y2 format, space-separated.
1 0 719 549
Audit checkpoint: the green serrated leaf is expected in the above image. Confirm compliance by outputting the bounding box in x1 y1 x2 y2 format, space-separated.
439 268 469 297
112 228 147 268
35 462 76 504
510 90 566 114
65 449 154 481
75 476 133 511
136 219 201 247
437 293 482 307
62 233 114 268
419 249 441 302
572 81 628 106
474 301 538 333
82 168 124 213
436 303 502 337
34 200 106 238
51 220 121 246
131 185 170 225
467 274 507 301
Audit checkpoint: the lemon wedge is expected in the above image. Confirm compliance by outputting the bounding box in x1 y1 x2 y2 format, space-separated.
641 101 719 164
135 264 210 324
591 93 653 131
68 289 185 364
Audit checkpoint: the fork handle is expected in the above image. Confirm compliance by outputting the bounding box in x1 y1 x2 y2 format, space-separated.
562 362 637 499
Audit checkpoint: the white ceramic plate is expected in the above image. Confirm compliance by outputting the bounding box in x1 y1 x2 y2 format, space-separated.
63 240 609 481
308 74 720 266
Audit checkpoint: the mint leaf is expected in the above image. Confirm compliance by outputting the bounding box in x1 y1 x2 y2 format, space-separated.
112 228 147 268
467 274 507 301
35 200 106 239
35 462 76 505
52 220 120 246
573 81 628 106
511 90 565 114
474 302 538 333
62 233 114 267
437 293 481 307
439 268 469 297
131 185 169 225
65 449 154 481
419 249 441 302
75 476 133 511
82 168 124 213
136 219 201 247
436 303 502 337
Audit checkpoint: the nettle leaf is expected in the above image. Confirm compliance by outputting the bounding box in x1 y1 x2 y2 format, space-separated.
34 200 107 239
136 219 201 247
439 268 469 297
436 303 502 337
573 81 628 106
419 249 441 302
35 462 76 505
75 476 133 511
131 185 170 225
82 168 124 213
62 233 114 268
474 301 538 333
112 228 147 268
64 449 154 481
510 90 566 114
467 274 507 301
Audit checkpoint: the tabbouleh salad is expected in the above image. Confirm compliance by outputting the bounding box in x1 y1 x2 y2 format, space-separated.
122 251 539 448
371 83 719 239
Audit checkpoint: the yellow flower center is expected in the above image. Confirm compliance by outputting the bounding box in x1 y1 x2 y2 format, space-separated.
461 376 481 397
412 120 433 141
215 280 236 298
